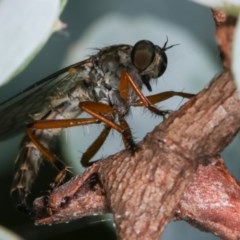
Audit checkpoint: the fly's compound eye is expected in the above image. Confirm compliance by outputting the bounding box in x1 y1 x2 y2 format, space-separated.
131 40 155 71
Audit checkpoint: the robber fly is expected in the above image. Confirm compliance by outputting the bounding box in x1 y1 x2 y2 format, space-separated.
0 39 193 214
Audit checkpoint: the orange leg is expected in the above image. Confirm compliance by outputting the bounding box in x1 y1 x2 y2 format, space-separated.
134 91 195 106
80 102 134 143
118 116 135 151
119 70 194 115
28 102 135 168
80 102 121 131
119 71 166 115
80 102 136 152
119 70 131 100
81 110 136 166
80 101 138 166
81 126 111 167
26 117 101 188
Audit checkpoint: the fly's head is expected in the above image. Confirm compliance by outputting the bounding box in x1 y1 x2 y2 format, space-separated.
131 39 176 91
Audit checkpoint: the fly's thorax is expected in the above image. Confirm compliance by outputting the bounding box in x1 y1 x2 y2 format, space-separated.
93 67 143 115
98 46 133 87
91 47 131 108
98 44 132 70
100 51 121 73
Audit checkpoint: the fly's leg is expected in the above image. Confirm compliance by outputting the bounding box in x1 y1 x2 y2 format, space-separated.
80 101 136 166
81 126 111 167
118 116 135 151
120 70 194 116
134 91 195 106
81 112 135 167
28 119 103 185
11 117 101 213
25 102 136 169
119 71 168 116
26 127 70 186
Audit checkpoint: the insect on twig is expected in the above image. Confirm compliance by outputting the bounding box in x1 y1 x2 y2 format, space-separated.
0 39 194 215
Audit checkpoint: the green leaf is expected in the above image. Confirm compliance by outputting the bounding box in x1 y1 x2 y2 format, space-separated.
0 0 67 86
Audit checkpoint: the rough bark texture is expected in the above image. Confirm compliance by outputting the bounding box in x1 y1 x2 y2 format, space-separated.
98 138 195 240
33 10 240 240
177 157 240 240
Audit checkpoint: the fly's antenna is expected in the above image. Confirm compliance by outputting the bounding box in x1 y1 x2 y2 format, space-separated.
162 36 179 51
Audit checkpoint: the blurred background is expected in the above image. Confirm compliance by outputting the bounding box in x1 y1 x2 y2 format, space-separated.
0 0 239 239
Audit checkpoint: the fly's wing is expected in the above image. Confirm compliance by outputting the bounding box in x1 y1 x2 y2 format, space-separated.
0 59 92 140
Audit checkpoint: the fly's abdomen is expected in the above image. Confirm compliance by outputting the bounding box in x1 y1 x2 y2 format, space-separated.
11 128 59 212
10 100 83 212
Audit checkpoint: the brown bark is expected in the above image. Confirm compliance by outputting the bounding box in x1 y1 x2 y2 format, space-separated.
33 10 240 240
177 157 240 240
